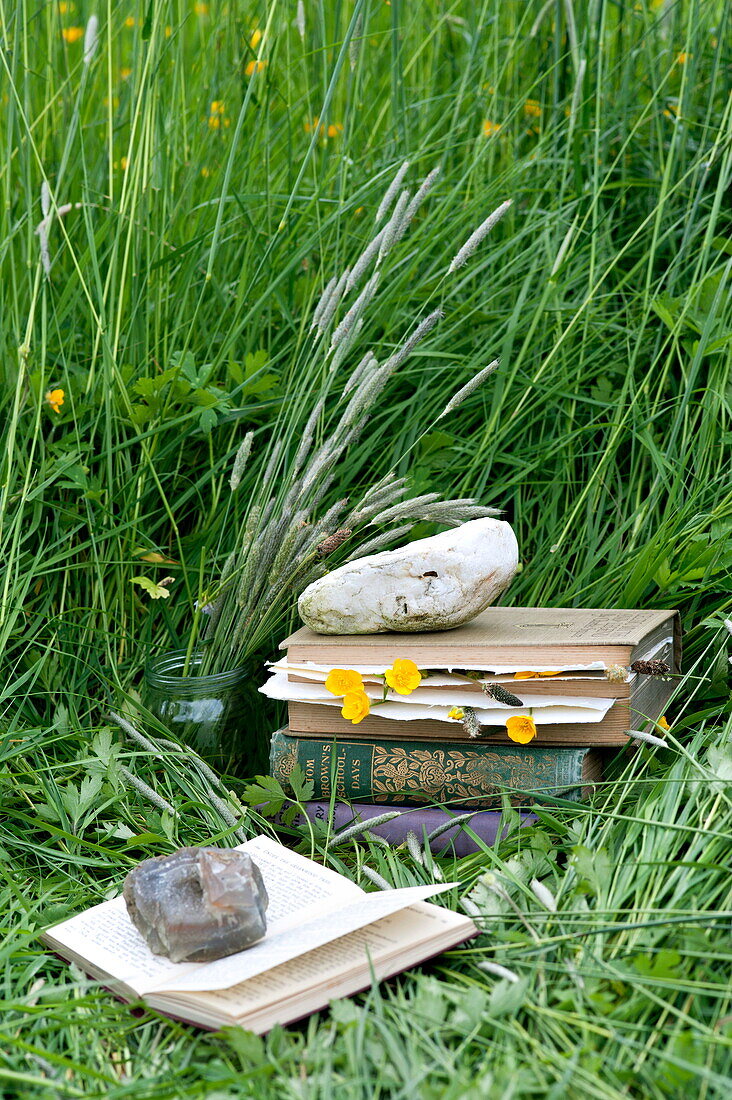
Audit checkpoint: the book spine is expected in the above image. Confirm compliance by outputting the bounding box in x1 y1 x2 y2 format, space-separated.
260 801 537 856
270 731 591 808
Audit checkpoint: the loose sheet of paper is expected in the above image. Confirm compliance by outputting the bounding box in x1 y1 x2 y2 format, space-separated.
270 660 627 687
268 657 610 674
260 671 615 724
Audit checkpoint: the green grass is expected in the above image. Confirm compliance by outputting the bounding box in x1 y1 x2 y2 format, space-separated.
1 0 731 1095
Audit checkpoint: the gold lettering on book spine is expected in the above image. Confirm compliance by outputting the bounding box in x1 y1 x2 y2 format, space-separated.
370 745 568 804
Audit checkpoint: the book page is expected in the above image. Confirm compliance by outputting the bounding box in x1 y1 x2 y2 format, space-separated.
272 660 616 685
151 882 456 994
44 835 363 995
261 673 615 725
262 670 615 708
269 657 609 674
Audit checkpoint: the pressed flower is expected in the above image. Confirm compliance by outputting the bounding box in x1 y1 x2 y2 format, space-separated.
62 26 84 44
245 59 267 76
482 119 501 136
341 690 370 724
506 714 537 744
384 658 422 695
448 707 465 720
538 670 562 677
524 99 542 117
45 388 65 414
513 671 537 680
325 668 364 696
657 715 671 731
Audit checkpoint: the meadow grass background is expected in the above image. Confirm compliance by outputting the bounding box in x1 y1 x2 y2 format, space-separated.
1 0 732 1095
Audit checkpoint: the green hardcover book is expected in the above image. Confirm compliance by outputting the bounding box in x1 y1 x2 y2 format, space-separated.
270 729 604 808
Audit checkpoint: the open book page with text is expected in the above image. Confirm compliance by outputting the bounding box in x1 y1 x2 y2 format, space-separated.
42 835 457 997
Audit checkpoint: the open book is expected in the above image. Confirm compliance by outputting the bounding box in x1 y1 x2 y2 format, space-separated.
42 835 475 1033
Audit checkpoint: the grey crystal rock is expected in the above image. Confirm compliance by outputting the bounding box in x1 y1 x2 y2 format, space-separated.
123 847 268 962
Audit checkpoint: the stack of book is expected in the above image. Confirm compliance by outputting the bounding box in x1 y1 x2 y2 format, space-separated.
261 607 680 830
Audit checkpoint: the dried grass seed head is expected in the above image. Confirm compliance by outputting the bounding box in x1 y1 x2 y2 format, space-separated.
438 359 499 419
375 160 410 225
448 199 513 273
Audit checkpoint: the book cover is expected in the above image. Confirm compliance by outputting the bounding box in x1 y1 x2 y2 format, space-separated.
270 730 603 807
261 801 537 856
280 606 681 670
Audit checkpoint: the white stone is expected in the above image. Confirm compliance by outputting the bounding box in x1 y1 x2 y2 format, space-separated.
298 518 519 634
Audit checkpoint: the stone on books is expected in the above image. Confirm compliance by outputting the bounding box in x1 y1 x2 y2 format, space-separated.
297 518 518 634
123 847 268 962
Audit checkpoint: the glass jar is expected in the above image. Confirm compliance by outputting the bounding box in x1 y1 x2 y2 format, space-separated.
143 650 260 774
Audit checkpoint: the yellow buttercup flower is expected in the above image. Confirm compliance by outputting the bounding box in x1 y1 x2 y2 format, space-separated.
448 707 465 721
45 388 65 414
524 99 542 117
341 690 370 724
327 123 343 138
505 715 537 744
120 67 132 80
482 119 501 136
384 658 422 696
195 3 209 15
657 715 671 731
62 26 84 44
325 668 363 696
208 101 230 129
250 28 262 49
676 52 690 64
514 670 562 679
245 59 267 76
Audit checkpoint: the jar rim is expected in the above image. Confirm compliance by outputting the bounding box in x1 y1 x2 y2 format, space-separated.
144 649 250 692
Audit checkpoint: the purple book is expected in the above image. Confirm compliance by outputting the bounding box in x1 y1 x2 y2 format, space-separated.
261 801 536 857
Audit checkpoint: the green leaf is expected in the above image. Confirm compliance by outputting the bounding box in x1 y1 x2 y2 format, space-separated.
488 976 529 1017
198 407 219 434
241 775 288 816
130 576 172 599
706 744 732 783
